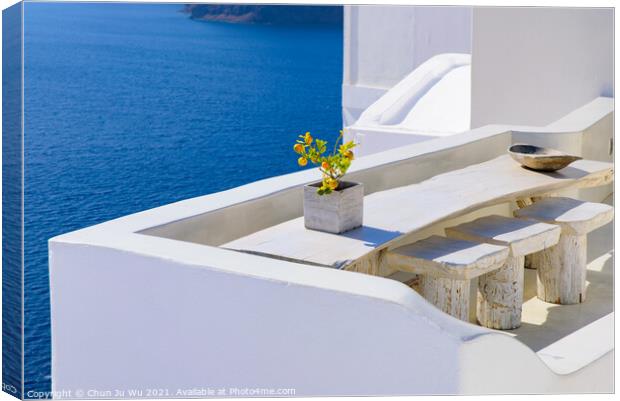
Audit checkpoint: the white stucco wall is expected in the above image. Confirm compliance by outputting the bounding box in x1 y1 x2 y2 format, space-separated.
343 5 472 125
470 7 613 128
50 242 471 396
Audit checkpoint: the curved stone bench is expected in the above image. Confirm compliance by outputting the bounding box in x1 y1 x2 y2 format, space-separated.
514 197 614 304
445 215 561 329
386 235 509 321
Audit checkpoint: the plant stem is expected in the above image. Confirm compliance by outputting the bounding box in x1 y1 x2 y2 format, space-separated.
332 131 344 156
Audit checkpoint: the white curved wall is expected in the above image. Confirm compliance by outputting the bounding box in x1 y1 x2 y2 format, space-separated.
343 5 472 125
345 53 471 157
50 242 476 396
50 240 613 396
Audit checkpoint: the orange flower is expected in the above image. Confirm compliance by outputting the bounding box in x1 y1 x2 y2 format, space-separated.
304 132 313 145
298 157 308 167
321 161 330 170
293 143 304 153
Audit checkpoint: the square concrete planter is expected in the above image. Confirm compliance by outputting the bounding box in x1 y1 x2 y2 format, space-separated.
303 181 364 234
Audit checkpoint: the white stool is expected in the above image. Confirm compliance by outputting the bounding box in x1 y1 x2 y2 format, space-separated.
387 235 509 322
514 197 613 304
446 215 560 329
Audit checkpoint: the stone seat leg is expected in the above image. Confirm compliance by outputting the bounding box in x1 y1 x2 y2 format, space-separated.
514 197 614 304
446 215 560 329
386 235 509 322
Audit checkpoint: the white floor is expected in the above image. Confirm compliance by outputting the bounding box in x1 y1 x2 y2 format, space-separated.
509 214 613 352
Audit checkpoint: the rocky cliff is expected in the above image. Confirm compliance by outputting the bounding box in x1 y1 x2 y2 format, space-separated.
183 4 343 25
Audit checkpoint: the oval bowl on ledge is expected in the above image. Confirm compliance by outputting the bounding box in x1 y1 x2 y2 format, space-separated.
508 144 582 172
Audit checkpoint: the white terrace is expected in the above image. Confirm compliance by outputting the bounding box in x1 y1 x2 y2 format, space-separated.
50 97 613 395
49 6 613 397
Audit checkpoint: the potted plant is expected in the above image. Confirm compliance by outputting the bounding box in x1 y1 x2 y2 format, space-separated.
293 131 363 234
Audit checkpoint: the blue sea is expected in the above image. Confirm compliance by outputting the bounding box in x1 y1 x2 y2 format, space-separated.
22 3 342 395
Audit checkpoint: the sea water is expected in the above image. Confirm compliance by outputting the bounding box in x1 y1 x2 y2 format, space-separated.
22 2 342 394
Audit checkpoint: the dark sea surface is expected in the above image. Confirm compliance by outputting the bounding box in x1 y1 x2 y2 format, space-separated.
23 3 342 394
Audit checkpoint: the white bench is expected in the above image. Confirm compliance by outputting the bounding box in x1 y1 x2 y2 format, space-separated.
445 215 561 329
386 235 509 321
514 197 613 304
